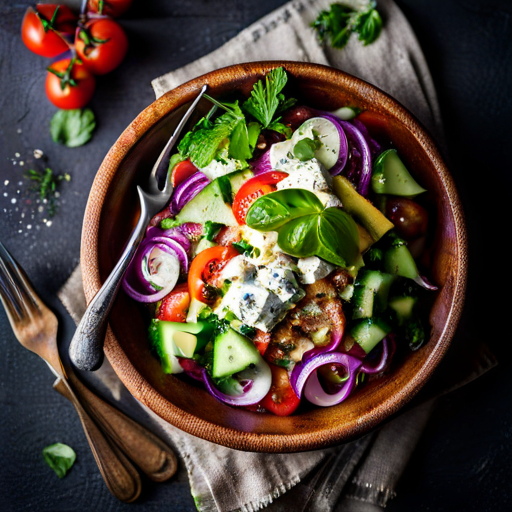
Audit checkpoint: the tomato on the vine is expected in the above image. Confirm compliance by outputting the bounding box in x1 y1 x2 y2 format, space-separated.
75 18 128 75
188 245 239 303
21 4 76 58
87 0 133 17
260 364 300 416
45 58 96 109
232 171 289 224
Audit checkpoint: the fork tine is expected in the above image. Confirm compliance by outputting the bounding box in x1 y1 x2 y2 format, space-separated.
150 84 208 192
0 241 39 324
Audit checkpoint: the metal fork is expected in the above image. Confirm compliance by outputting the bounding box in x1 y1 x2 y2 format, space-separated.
69 84 207 371
0 241 177 501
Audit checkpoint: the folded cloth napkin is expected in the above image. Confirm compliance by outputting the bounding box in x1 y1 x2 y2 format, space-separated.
59 0 497 510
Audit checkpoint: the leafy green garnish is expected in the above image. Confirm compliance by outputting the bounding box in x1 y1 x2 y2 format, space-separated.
42 443 76 478
239 324 256 338
160 218 182 229
293 137 320 161
268 120 293 139
247 122 262 149
242 67 296 128
232 239 260 258
50 108 96 147
246 189 360 267
204 221 224 241
27 167 70 217
312 1 382 49
217 175 233 204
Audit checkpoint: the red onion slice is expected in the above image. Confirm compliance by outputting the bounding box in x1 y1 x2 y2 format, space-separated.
170 171 209 215
360 335 396 374
250 149 272 175
291 351 362 402
202 356 272 407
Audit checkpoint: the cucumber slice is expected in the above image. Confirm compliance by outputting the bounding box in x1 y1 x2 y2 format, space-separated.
372 149 427 198
352 270 394 319
292 117 341 170
350 318 391 354
186 297 207 323
383 243 419 280
212 328 260 379
389 296 417 326
333 176 394 242
193 238 218 257
176 170 252 226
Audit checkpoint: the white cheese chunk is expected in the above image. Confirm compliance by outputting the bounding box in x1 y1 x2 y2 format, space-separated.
200 158 239 181
256 266 301 303
297 256 336 284
240 225 279 265
219 255 255 282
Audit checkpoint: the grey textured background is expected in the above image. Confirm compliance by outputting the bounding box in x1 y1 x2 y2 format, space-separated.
1 0 511 510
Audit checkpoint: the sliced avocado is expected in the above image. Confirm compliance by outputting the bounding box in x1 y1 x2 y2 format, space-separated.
372 149 427 198
212 328 260 379
333 176 394 242
176 169 252 226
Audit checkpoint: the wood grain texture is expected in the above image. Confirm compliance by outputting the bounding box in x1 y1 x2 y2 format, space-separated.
80 62 467 453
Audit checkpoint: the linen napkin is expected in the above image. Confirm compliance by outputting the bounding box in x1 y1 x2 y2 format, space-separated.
59 0 496 510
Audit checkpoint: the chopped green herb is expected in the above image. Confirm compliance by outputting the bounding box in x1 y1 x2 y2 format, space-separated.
312 1 382 50
268 119 293 139
204 221 224 241
239 324 256 338
42 443 76 478
293 137 320 161
232 240 255 256
160 218 182 229
50 108 96 147
26 167 70 217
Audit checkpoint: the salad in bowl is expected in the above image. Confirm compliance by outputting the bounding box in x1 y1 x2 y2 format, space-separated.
122 67 437 417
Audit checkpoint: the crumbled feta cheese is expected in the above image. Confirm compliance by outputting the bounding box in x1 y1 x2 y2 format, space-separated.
256 265 301 303
240 226 279 265
219 255 255 282
200 158 239 180
297 256 335 284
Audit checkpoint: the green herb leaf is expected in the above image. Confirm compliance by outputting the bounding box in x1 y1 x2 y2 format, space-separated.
268 120 293 139
217 175 233 204
42 443 76 478
247 122 262 149
50 108 96 148
160 218 181 229
354 7 382 45
246 189 324 231
243 67 290 128
311 2 382 50
293 137 320 161
204 221 224 241
232 239 259 258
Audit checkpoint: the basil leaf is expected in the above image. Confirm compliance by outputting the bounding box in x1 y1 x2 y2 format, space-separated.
317 208 360 266
277 214 320 258
204 221 224 241
354 8 382 45
293 137 320 161
217 175 233 204
50 108 96 148
42 443 76 478
246 189 323 231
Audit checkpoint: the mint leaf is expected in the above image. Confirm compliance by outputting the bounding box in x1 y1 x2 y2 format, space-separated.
354 7 382 45
243 67 290 128
247 122 262 149
42 443 76 478
50 108 96 148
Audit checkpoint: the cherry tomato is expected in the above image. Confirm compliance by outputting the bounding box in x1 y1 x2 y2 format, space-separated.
188 245 239 303
214 226 241 246
87 0 133 17
156 283 190 323
253 330 270 356
171 159 198 188
385 197 428 241
260 364 300 416
21 4 76 58
45 58 96 109
232 171 288 224
75 18 128 75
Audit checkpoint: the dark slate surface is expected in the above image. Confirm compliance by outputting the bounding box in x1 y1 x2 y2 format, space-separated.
1 0 511 510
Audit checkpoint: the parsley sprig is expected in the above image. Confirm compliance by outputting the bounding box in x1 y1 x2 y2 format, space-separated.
312 1 383 49
178 67 296 168
26 167 70 217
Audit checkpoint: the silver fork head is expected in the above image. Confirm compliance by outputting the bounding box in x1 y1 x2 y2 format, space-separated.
0 241 60 373
145 84 208 204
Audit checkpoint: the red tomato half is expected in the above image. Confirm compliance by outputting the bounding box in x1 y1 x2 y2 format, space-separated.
260 364 300 416
232 171 288 225
188 245 239 303
171 159 198 188
157 283 190 323
21 5 76 58
45 58 96 109
76 18 128 75
87 0 133 17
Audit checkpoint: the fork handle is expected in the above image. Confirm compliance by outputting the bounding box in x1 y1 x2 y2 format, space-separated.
53 378 142 502
69 188 150 371
67 372 178 482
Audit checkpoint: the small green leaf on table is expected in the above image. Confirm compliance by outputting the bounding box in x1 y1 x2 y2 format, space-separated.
50 108 96 147
42 443 76 478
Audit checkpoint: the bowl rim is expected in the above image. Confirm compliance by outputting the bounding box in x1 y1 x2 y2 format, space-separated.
81 61 467 452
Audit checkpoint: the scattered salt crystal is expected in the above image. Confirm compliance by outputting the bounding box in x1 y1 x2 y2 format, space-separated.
11 198 16 204
34 149 43 159
15 152 20 158
3 180 8 186
19 161 24 166
18 229 22 233
46 221 52 227
12 161 16 165
3 192 7 197
18 182 22 186
17 128 22 134
38 206 43 212
27 225 32 229
54 191 60 198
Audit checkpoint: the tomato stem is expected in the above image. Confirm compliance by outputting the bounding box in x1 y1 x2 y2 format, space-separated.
38 5 60 33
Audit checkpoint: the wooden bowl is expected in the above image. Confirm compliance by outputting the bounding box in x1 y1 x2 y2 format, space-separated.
81 62 467 452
